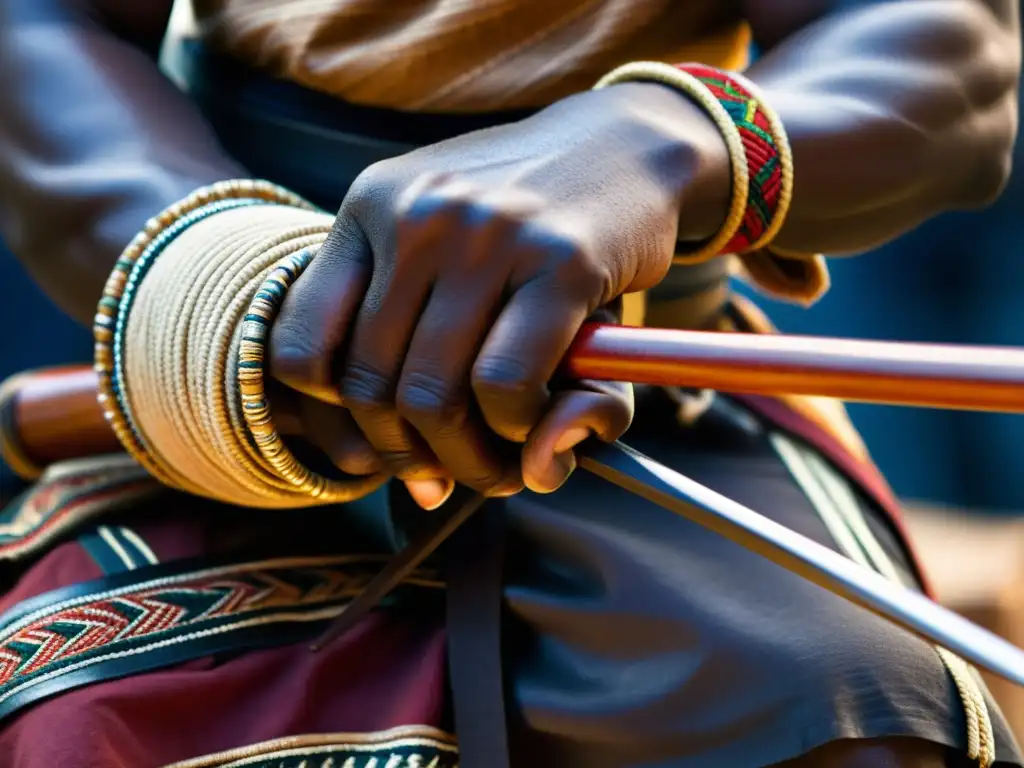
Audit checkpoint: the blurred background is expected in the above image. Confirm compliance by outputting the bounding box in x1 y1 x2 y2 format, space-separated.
3 0 1024 739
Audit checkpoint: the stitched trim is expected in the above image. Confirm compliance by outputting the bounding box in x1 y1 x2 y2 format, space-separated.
79 525 159 574
163 725 458 767
118 525 159 565
0 555 441 723
0 456 161 562
98 526 137 569
79 528 134 575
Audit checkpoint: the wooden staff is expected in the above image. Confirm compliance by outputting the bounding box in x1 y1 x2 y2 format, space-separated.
5 323 1024 476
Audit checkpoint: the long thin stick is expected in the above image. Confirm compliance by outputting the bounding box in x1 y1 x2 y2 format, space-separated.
9 324 1024 470
579 441 1024 687
312 439 1024 689
564 324 1024 413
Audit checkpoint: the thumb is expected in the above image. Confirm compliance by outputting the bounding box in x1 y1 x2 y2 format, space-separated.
521 380 634 494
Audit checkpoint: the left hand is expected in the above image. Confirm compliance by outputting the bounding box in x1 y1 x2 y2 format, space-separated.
268 82 729 509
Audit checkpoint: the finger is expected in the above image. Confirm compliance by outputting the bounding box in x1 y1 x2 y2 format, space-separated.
472 273 596 444
339 209 450 508
296 397 384 476
521 380 633 493
267 379 383 477
397 274 523 497
264 377 304 435
268 212 371 406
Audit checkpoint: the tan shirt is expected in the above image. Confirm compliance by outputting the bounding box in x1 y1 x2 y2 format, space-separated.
189 0 751 112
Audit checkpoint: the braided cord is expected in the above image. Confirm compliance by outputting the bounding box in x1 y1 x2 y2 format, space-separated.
593 61 795 262
594 61 749 265
123 205 387 507
94 179 316 480
96 180 388 508
678 64 794 255
112 197 272 479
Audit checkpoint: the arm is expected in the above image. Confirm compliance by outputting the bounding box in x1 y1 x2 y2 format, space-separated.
0 0 245 325
724 0 1021 254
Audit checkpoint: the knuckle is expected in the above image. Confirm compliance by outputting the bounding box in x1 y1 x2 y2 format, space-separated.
397 176 534 230
395 172 465 222
268 320 329 381
340 362 394 414
472 356 547 441
353 159 398 194
552 249 612 300
471 354 537 401
342 160 400 215
396 373 470 437
381 450 429 474
572 257 614 300
517 219 584 260
518 222 612 299
268 317 318 365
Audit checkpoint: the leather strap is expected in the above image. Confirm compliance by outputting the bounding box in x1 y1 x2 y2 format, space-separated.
447 502 510 768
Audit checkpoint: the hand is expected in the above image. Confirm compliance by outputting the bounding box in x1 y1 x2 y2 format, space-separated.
269 82 730 509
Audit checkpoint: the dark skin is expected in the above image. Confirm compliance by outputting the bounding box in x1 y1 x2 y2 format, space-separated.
0 2 1019 764
0 0 1018 502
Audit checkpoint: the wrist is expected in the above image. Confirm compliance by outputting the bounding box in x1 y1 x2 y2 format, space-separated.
594 62 796 264
593 80 733 244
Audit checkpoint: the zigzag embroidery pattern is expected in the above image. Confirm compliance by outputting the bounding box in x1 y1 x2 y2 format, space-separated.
0 556 441 713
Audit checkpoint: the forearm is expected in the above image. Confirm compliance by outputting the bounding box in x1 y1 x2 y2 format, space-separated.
0 0 244 325
741 0 1020 255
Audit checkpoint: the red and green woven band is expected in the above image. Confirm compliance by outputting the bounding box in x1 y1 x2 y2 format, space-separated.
676 63 788 256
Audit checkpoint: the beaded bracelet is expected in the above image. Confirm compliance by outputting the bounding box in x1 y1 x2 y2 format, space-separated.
594 62 749 264
594 61 794 262
676 64 793 256
94 179 316 480
236 248 362 500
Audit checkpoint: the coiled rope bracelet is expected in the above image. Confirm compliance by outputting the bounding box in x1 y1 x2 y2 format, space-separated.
94 180 387 508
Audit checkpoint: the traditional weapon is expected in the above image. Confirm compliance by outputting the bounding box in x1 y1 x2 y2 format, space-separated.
6 325 1024 684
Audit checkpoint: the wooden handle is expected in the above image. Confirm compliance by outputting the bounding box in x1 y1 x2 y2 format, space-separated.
0 366 120 478
565 325 1024 413
6 324 1024 474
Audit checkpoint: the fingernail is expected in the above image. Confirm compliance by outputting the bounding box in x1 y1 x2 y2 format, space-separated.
525 450 576 495
405 478 454 511
554 427 591 455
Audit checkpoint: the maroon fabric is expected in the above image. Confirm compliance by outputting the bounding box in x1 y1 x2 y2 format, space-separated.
0 395 935 767
0 612 447 767
0 540 103 615
0 509 449 767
